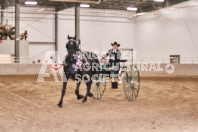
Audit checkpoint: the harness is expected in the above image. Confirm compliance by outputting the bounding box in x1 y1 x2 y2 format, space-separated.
76 55 83 69
65 51 95 72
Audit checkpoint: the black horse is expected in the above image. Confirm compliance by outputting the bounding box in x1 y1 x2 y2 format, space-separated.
57 35 100 108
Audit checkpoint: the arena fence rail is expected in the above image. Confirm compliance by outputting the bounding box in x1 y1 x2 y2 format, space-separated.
0 57 198 76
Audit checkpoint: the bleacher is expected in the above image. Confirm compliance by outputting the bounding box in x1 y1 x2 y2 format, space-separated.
0 54 15 64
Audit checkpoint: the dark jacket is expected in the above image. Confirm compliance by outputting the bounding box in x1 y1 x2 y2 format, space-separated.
104 49 121 74
105 49 121 63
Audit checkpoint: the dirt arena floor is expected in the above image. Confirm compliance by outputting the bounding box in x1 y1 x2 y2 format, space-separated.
0 75 198 132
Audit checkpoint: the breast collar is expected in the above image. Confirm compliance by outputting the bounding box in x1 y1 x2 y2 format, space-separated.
76 55 83 69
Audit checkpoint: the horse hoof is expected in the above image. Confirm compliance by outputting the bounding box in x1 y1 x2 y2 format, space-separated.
87 93 93 97
57 104 62 108
77 95 84 100
82 100 87 104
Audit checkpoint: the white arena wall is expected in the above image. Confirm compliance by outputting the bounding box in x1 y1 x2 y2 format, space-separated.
2 1 198 63
58 8 136 58
2 7 135 60
135 0 198 63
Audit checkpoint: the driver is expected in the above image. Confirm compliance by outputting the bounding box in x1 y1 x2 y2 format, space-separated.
103 42 121 76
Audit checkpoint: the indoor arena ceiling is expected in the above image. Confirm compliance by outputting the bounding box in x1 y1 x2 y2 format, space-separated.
0 0 189 13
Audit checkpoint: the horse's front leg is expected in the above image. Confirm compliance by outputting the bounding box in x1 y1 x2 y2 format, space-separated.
57 81 67 108
82 81 93 103
75 82 84 100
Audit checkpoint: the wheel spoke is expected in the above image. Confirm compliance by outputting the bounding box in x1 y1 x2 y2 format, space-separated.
97 85 101 97
94 85 98 97
130 88 132 101
125 84 130 93
100 85 104 92
93 85 96 93
132 70 137 78
134 74 138 80
133 85 139 98
133 86 138 93
98 86 102 96
134 83 139 88
96 88 98 98
125 83 130 89
133 89 136 100
132 86 135 101
128 86 131 99
100 83 104 87
99 86 102 96
123 66 140 101
92 76 106 100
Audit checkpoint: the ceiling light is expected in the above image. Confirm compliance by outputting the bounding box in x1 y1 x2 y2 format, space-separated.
80 4 90 8
25 1 38 5
154 0 164 2
127 7 137 11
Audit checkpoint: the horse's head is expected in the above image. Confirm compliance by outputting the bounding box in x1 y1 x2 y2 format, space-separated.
66 35 80 56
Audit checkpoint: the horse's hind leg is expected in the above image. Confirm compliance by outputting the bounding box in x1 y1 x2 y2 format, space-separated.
57 82 67 108
82 81 93 103
87 81 93 97
75 82 84 100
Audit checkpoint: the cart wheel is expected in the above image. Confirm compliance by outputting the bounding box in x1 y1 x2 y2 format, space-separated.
92 74 106 100
8 27 15 40
123 65 140 102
